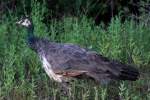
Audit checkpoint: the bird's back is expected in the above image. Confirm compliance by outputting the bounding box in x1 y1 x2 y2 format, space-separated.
30 38 139 83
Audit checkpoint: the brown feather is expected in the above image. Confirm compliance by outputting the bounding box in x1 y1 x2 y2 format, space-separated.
55 70 88 77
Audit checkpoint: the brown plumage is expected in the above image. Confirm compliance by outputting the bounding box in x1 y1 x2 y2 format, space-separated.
43 42 140 84
16 17 140 85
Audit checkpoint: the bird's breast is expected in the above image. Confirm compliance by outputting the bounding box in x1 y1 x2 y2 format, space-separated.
41 56 63 82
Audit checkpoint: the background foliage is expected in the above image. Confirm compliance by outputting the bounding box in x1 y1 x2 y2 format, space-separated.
0 0 150 100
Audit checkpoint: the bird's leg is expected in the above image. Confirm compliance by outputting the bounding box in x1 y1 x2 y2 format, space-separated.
58 81 71 97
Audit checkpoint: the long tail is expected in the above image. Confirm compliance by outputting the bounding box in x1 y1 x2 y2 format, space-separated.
85 54 140 84
108 60 140 81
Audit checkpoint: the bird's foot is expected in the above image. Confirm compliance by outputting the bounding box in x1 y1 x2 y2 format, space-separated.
58 82 72 97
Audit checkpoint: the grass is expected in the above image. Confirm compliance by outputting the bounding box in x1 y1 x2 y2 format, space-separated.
0 1 150 100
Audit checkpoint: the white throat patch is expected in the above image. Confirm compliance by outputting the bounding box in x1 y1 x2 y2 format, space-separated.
17 18 31 27
42 57 62 82
21 19 31 27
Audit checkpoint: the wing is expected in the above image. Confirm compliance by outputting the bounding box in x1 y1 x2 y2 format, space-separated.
45 43 95 70
40 41 139 82
44 43 109 77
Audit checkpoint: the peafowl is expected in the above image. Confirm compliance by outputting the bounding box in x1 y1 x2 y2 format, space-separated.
16 17 140 87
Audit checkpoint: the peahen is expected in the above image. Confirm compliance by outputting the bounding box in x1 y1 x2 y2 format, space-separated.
16 17 140 87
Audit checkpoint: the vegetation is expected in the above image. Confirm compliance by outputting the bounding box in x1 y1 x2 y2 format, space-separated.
0 0 150 100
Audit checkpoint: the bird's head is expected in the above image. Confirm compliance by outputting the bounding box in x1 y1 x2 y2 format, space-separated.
16 17 33 28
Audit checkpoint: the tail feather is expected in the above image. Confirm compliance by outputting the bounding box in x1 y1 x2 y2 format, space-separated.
117 68 139 81
110 61 140 81
90 53 140 82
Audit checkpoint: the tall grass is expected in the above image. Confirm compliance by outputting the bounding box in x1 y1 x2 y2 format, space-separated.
0 0 150 100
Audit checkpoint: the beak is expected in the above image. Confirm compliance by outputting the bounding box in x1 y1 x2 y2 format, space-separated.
16 22 19 25
16 20 21 25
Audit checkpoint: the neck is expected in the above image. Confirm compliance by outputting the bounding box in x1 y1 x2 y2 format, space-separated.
27 25 36 45
27 25 34 39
